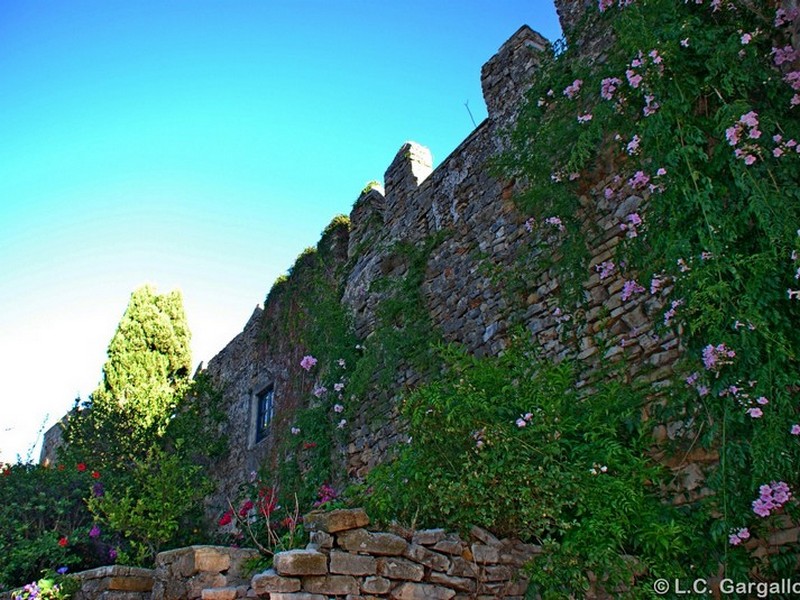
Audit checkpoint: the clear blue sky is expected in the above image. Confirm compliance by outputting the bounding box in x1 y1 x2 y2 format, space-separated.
0 1 562 463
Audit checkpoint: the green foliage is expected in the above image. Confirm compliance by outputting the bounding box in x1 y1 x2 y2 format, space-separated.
11 570 81 600
492 0 800 588
0 462 109 589
86 446 212 565
56 285 222 566
363 337 692 595
65 285 192 470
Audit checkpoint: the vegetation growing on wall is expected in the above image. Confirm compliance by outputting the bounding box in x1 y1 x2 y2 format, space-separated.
361 0 800 594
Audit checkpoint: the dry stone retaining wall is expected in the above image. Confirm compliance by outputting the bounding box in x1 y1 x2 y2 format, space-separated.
252 508 538 600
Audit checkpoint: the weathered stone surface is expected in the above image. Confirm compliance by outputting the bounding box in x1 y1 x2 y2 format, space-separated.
469 526 501 547
431 536 463 556
200 588 238 600
390 582 456 600
427 572 476 593
338 528 408 555
273 549 328 577
302 575 359 596
304 508 369 533
470 543 500 564
330 551 377 576
403 543 450 572
361 576 392 595
251 570 301 595
308 531 334 549
377 557 424 582
267 594 327 600
447 557 479 579
411 529 446 546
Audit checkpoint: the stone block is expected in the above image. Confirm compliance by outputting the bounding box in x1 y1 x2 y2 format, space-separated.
302 575 359 596
251 569 301 595
377 557 424 582
403 543 450 572
201 588 238 600
361 576 392 595
470 543 500 564
304 508 370 533
427 571 476 593
330 551 377 576
308 531 334 549
273 549 328 576
390 582 456 600
447 557 479 579
411 528 446 546
431 537 463 556
337 528 408 555
267 594 327 600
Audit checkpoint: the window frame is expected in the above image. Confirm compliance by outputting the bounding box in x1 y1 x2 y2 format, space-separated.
255 385 275 443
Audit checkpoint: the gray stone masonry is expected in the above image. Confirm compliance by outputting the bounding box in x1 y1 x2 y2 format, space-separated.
251 508 539 599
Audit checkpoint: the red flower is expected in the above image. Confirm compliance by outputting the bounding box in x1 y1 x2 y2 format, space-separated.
303 441 317 449
238 500 254 517
76 463 87 472
91 471 101 479
58 536 68 547
218 511 233 527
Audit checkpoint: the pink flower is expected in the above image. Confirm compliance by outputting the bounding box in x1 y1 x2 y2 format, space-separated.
515 418 527 428
756 396 769 405
685 372 699 386
621 280 645 301
563 79 583 99
598 0 614 12
628 171 650 190
89 524 101 539
577 113 593 124
291 427 301 435
596 261 615 279
741 33 752 44
600 77 622 100
337 419 347 429
313 385 327 398
626 134 641 155
625 69 643 89
300 355 318 371
702 343 735 371
544 216 565 231
747 407 763 419
680 38 690 47
790 424 800 435
333 404 344 413
333 382 345 392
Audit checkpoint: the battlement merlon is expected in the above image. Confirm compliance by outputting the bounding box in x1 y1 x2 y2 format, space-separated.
480 25 550 125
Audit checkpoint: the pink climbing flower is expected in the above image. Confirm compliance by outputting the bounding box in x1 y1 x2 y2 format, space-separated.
729 527 750 545
300 355 318 371
791 424 800 435
596 261 615 279
753 481 792 517
600 77 622 100
563 79 583 99
626 135 641 155
625 69 643 89
702 343 735 371
628 171 650 190
621 280 645 301
746 407 763 419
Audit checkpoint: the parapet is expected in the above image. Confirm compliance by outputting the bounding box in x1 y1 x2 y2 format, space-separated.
480 25 549 125
383 141 433 214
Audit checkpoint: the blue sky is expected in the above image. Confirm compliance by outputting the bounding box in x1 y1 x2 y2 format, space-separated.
0 1 562 463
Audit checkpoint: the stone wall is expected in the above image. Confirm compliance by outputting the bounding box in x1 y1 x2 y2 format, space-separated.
253 508 537 600
199 17 686 506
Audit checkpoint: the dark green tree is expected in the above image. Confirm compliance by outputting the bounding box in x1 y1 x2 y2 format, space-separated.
66 285 191 470
61 285 220 564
